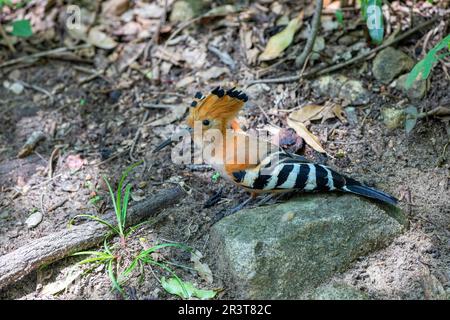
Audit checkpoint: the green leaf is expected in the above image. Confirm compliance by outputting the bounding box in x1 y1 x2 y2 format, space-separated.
11 19 33 38
335 10 344 27
108 259 124 294
406 34 450 88
138 242 191 258
211 172 221 182
121 184 132 230
404 106 418 135
69 214 119 234
161 277 216 300
360 0 369 19
365 0 383 45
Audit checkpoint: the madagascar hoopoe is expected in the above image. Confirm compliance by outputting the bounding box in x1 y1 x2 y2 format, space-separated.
154 87 398 206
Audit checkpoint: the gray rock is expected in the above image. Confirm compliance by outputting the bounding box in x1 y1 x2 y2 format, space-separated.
311 75 370 106
381 107 405 129
25 211 43 229
210 194 407 299
372 47 414 84
395 74 428 100
304 282 369 300
339 80 369 105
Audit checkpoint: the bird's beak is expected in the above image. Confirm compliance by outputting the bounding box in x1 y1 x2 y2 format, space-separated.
153 128 193 153
153 137 174 153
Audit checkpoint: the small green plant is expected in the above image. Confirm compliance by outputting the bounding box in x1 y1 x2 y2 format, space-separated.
405 34 450 88
0 1 33 38
89 195 102 205
71 161 143 245
211 171 221 182
71 162 216 299
335 9 344 28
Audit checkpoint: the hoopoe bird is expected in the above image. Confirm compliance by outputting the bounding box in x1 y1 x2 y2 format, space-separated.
154 87 398 207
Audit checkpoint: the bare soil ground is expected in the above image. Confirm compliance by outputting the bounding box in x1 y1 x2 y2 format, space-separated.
0 0 449 300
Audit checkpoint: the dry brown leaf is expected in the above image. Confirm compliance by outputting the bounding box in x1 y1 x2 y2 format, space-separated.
42 269 82 296
289 104 325 123
427 106 450 118
332 104 347 123
87 27 117 49
176 76 195 88
259 10 304 61
150 105 188 126
287 117 326 154
102 0 129 16
290 103 347 124
154 46 183 65
65 154 87 170
17 131 46 158
116 43 146 72
191 250 213 284
197 66 229 81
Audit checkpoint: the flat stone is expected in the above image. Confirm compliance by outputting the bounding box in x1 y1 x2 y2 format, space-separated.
210 194 407 299
311 75 370 106
25 211 43 229
304 282 369 300
372 47 415 84
395 74 428 100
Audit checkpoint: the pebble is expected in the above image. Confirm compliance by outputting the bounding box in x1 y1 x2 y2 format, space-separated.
25 211 43 229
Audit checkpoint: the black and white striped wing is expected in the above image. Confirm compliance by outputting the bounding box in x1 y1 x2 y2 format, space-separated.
232 153 345 192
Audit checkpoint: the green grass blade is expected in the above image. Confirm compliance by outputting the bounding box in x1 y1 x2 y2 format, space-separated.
125 219 156 237
115 161 143 223
102 176 122 235
103 237 113 256
138 243 191 258
69 214 119 234
72 251 108 257
151 262 189 298
121 184 132 231
121 258 139 278
107 259 124 295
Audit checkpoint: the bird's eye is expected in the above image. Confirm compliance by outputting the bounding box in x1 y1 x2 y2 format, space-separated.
202 119 210 126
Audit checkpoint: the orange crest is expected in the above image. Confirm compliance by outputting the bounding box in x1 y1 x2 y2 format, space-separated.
186 87 247 128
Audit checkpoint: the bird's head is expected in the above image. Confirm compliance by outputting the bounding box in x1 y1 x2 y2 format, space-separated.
153 86 247 153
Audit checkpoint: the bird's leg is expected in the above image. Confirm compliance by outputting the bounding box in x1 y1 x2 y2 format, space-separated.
254 193 276 206
252 192 286 207
217 192 257 218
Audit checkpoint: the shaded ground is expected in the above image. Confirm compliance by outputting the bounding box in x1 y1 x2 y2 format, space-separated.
0 0 449 299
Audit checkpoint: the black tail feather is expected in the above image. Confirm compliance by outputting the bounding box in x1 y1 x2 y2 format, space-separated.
343 181 398 206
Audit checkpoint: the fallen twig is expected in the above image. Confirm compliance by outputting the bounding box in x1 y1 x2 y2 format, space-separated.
130 90 150 161
0 23 16 53
0 186 185 290
18 80 54 104
141 103 180 109
47 146 60 179
246 16 441 86
17 131 46 158
47 198 68 213
294 0 323 68
0 44 91 69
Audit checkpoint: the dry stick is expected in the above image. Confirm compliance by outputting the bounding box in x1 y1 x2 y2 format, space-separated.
0 23 16 53
246 16 441 86
0 44 91 69
0 186 185 290
295 0 323 68
129 110 150 162
18 80 54 104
